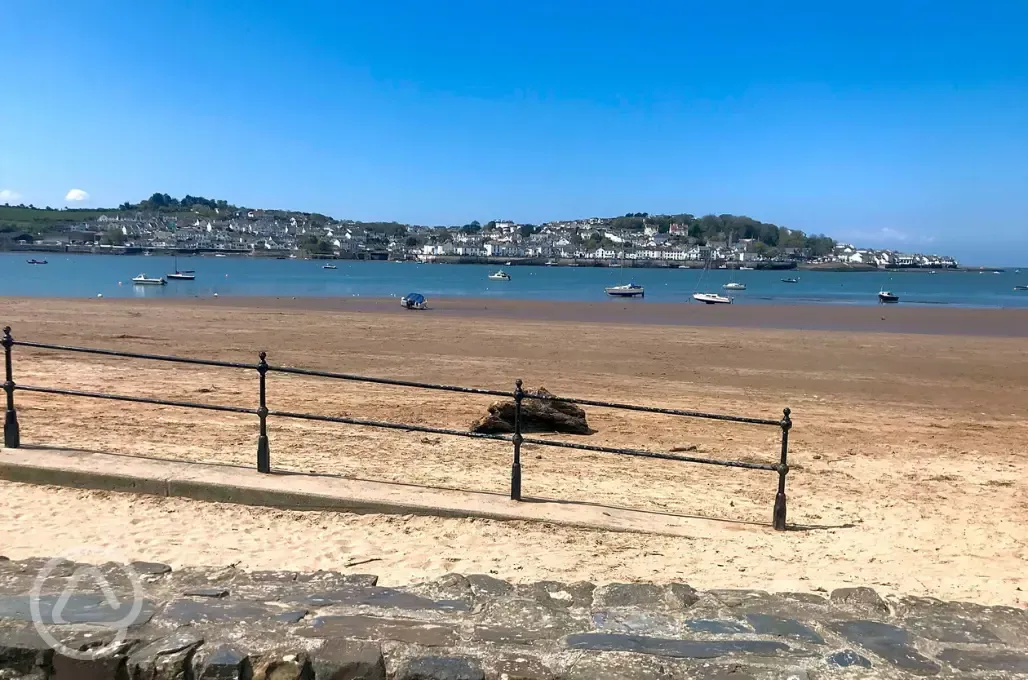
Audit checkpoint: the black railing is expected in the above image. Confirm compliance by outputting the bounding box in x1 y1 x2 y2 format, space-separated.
1 325 794 529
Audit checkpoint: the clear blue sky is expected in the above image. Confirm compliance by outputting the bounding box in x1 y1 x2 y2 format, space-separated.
2 1 1026 263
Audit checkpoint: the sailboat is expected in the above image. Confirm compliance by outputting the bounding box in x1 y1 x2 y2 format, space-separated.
723 266 746 291
604 252 644 297
167 255 195 281
693 245 733 304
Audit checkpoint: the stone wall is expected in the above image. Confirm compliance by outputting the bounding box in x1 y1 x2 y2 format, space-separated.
0 556 1026 678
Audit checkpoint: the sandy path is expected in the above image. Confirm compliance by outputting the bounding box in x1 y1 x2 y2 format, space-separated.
0 298 1026 605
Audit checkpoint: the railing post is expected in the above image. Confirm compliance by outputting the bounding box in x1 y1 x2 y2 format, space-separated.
773 407 791 530
3 326 19 449
256 351 270 473
510 378 523 501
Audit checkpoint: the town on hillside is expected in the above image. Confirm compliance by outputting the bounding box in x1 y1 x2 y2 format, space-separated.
0 196 958 270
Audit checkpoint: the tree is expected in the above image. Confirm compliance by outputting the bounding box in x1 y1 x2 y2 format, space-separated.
519 224 536 238
405 236 419 248
101 228 125 246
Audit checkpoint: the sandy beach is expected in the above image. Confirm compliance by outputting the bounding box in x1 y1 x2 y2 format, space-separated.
1 297 1026 605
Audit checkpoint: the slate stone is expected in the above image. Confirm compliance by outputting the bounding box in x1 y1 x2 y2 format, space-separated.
746 614 825 644
563 654 682 680
516 581 595 609
466 574 513 599
395 656 485 680
592 583 666 609
684 619 751 635
487 654 556 680
160 599 273 625
127 629 204 678
301 615 458 647
475 598 582 642
905 613 1001 644
667 583 699 608
196 643 252 680
51 652 130 680
936 648 1028 673
0 594 156 626
827 620 940 675
826 649 873 668
129 561 173 577
295 570 377 587
184 588 230 599
250 649 311 680
310 638 385 680
0 624 54 675
591 611 678 636
242 570 298 584
829 588 890 617
565 633 790 659
271 609 308 624
287 587 468 612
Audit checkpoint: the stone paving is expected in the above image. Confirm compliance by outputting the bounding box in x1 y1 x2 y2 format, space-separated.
0 556 1026 679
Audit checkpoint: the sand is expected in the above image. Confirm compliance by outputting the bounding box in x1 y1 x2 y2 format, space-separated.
0 297 1026 606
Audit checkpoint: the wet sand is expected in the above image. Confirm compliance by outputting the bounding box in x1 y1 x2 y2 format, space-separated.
0 297 1026 605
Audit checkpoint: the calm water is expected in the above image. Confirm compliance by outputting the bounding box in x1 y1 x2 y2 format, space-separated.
4 253 1028 308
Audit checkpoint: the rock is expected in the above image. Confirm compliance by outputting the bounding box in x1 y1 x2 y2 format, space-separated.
829 587 890 617
127 630 204 679
592 583 665 609
826 649 873 668
251 649 311 680
0 624 54 676
827 620 940 674
470 387 591 435
466 574 513 599
395 656 484 680
195 644 252 680
300 615 458 647
310 639 385 680
745 614 825 644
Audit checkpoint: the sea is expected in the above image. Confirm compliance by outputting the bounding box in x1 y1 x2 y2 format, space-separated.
3 253 1028 308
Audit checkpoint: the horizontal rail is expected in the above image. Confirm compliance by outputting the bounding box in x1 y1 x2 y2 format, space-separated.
266 409 514 442
266 365 513 398
15 385 259 415
12 341 255 370
519 435 779 470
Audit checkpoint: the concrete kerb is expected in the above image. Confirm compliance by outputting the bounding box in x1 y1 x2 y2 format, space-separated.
0 447 715 539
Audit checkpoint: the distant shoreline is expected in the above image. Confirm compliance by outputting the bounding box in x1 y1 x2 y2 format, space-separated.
0 249 1002 272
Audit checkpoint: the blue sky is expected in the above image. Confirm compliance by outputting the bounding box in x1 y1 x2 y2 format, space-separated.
2 1 1026 263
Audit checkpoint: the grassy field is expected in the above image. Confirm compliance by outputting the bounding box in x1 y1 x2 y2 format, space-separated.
0 206 199 235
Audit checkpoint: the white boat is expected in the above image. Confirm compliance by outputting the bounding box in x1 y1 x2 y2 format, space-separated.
214 254 227 258
693 292 733 304
544 260 558 266
167 256 195 280
878 290 899 303
740 266 755 270
323 264 337 270
488 270 511 281
604 283 644 298
401 293 427 309
723 282 746 291
132 274 166 286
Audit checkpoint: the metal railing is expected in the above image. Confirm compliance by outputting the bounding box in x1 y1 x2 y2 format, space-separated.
1 325 794 530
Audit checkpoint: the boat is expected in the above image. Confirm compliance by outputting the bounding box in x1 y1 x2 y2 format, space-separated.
693 292 733 305
504 261 512 266
723 282 746 290
167 256 195 280
26 259 48 265
781 277 800 283
214 253 227 258
323 264 337 270
544 260 558 266
878 290 899 303
132 274 166 286
1014 286 1028 291
604 283 645 298
488 269 511 281
401 293 427 310
740 266 755 270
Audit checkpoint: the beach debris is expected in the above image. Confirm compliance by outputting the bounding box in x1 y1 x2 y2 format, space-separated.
670 444 699 453
470 387 591 435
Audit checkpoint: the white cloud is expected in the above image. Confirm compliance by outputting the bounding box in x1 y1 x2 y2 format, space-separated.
0 189 21 202
65 188 90 202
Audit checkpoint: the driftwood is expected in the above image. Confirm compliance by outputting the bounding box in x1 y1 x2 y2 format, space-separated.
470 387 591 435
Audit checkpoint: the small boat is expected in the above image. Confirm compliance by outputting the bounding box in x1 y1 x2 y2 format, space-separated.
878 290 899 303
214 253 227 258
544 260 558 266
504 261 512 266
693 292 733 305
1014 286 1028 291
132 274 166 286
488 270 511 281
167 257 195 280
143 251 153 257
740 266 755 270
604 283 645 298
723 282 746 291
26 259 48 265
401 293 427 310
323 264 337 270
781 277 800 283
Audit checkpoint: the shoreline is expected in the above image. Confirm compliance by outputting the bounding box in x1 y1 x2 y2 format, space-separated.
5 295 1028 337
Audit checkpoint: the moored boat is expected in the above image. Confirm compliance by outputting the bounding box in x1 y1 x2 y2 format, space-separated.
132 274 166 286
781 277 800 283
878 290 899 303
401 293 427 309
693 292 733 305
604 283 644 298
323 264 337 270
488 270 511 281
1014 285 1028 291
26 259 48 265
723 282 746 291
